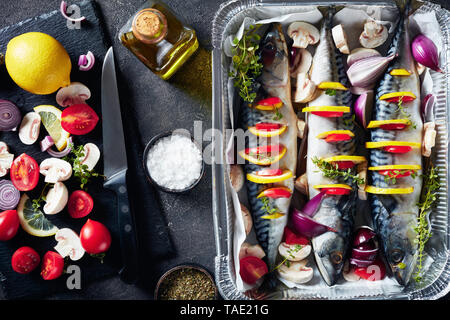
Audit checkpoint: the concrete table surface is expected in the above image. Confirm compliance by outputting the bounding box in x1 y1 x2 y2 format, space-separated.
0 0 449 300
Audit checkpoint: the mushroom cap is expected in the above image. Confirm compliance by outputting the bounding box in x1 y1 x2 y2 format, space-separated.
40 158 73 183
56 82 91 107
55 228 85 261
278 260 314 284
278 242 311 261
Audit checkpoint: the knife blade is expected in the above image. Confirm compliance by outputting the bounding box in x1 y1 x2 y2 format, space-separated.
101 47 139 284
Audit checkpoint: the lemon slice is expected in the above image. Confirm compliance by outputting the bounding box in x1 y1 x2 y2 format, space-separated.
365 186 414 194
379 91 416 101
368 165 422 171
317 82 348 90
316 130 354 139
247 169 293 184
313 184 352 190
248 124 287 137
389 69 412 76
365 141 421 149
302 106 350 113
17 194 58 237
321 155 367 164
239 145 287 166
34 105 70 151
261 212 285 220
367 119 411 129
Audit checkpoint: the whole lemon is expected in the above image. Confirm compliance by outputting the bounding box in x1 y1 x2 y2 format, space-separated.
5 32 71 95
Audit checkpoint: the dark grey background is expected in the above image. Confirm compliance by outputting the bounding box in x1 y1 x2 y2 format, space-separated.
0 0 449 300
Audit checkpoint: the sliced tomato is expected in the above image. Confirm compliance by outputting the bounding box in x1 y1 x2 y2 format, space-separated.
41 251 64 280
311 111 344 117
245 145 283 155
332 161 355 170
0 210 20 241
258 187 291 199
382 145 412 154
255 123 282 131
10 153 39 191
323 187 351 195
283 226 309 245
255 168 283 176
61 103 99 135
239 256 268 285
68 190 94 219
378 169 413 178
254 97 282 109
325 133 352 142
379 123 408 130
354 258 386 281
11 246 40 274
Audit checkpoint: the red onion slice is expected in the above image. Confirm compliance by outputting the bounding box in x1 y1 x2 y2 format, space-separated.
291 208 337 238
354 91 374 129
0 100 21 132
349 257 375 268
351 247 379 261
0 180 20 210
60 1 86 22
352 226 377 246
78 51 95 71
40 136 55 152
47 137 73 158
301 190 326 217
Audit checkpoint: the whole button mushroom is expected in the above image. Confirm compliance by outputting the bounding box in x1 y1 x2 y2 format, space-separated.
43 182 68 215
40 158 72 183
287 22 320 49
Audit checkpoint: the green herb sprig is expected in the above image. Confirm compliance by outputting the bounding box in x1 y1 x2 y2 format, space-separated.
396 97 417 130
272 244 303 271
32 183 53 211
260 196 279 216
413 165 440 283
383 169 418 185
325 88 336 96
228 25 263 103
312 157 365 185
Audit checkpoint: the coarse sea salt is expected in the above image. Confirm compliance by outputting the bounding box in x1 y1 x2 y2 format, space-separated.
146 134 203 190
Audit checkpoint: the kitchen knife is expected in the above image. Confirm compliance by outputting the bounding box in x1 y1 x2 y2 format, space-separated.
101 47 139 284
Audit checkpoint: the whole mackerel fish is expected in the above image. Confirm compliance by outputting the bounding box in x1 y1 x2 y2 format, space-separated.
239 23 298 271
368 6 422 286
306 11 357 286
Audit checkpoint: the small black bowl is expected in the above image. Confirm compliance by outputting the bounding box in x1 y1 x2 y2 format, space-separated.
142 130 205 193
154 263 218 300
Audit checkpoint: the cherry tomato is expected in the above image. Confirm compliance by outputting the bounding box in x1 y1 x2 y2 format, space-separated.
378 169 413 178
80 219 111 254
325 133 352 143
0 210 20 241
10 153 39 191
382 145 412 154
255 168 283 176
323 187 351 195
239 256 268 285
354 258 386 281
11 246 40 274
379 123 408 130
61 103 99 135
283 226 309 245
41 251 64 280
311 111 344 117
68 190 94 219
255 123 282 131
332 161 355 170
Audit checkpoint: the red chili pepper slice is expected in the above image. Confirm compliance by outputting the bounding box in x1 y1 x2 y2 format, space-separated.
255 123 282 131
382 145 412 154
323 187 351 195
385 96 415 103
256 168 283 176
259 187 291 199
331 161 355 170
325 133 352 142
311 111 344 118
378 169 413 178
379 123 408 130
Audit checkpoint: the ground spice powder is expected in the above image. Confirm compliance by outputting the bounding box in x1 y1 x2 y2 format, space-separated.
158 268 216 300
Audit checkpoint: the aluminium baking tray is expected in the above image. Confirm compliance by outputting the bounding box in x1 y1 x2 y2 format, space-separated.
211 0 450 299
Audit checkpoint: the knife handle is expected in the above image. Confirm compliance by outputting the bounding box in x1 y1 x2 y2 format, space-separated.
105 170 139 284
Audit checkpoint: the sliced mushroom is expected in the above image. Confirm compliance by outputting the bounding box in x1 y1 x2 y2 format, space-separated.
278 242 311 261
79 143 100 171
294 173 308 196
18 112 41 145
332 24 350 54
343 260 361 282
0 142 13 177
240 203 253 235
287 22 320 49
239 242 266 260
278 260 314 284
40 158 72 183
56 82 91 107
294 73 317 103
357 161 368 201
54 228 85 261
359 20 388 49
230 164 244 192
422 122 436 157
290 49 313 78
43 182 69 215
297 119 306 139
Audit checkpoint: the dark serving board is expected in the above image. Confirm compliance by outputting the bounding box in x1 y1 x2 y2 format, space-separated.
0 0 173 299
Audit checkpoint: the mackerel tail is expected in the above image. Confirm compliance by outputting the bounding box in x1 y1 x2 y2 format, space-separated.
367 4 422 286
239 23 298 272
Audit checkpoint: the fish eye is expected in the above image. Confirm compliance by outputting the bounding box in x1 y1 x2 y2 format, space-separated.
330 251 343 265
261 43 276 66
390 249 404 263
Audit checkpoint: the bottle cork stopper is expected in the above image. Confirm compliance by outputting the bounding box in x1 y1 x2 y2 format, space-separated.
132 9 167 44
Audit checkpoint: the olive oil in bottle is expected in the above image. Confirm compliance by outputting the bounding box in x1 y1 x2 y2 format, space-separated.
119 0 198 80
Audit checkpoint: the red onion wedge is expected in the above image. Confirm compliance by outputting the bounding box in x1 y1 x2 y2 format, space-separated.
354 91 374 129
60 1 86 22
291 208 337 238
78 51 95 71
352 226 376 246
0 100 21 132
300 190 326 217
0 180 20 211
47 137 73 158
40 136 55 152
412 34 444 73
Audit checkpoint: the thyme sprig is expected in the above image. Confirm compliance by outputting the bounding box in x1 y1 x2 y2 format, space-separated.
413 165 440 283
312 157 365 185
260 196 279 216
383 169 418 185
32 183 53 211
272 244 303 271
228 25 263 103
396 97 417 130
325 88 336 96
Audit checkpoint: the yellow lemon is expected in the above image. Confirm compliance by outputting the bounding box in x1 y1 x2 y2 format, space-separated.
5 32 71 95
